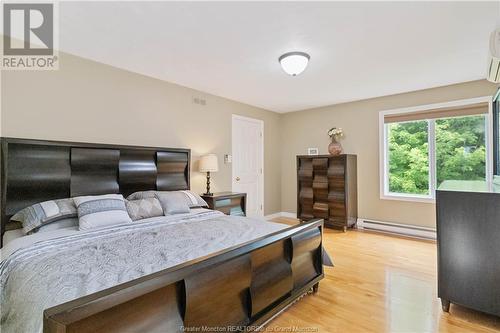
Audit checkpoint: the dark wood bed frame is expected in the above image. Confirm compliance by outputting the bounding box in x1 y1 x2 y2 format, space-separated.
0 138 324 332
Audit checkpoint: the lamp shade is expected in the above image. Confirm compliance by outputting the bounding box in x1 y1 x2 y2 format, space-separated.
199 154 219 172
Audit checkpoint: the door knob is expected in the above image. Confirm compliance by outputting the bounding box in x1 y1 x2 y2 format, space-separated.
236 177 240 181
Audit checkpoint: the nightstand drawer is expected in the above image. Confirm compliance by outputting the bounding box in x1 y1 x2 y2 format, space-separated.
201 192 246 217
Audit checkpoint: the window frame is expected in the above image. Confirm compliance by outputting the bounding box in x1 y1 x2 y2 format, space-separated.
493 89 500 175
379 96 494 203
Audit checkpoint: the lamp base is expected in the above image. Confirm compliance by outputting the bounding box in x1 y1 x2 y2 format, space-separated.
203 192 213 196
205 172 212 197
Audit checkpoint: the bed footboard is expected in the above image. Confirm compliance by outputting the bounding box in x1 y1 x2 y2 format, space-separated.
44 219 324 332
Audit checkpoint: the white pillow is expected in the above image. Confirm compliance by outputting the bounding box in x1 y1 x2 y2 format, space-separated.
74 194 132 231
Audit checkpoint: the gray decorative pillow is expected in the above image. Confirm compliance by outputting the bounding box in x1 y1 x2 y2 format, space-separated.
126 190 157 201
74 194 132 230
10 198 77 234
126 198 164 221
155 192 190 215
127 190 208 208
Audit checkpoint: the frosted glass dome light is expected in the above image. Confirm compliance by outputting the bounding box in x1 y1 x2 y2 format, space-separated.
279 52 310 76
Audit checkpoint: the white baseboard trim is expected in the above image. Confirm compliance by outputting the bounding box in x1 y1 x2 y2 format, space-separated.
264 212 296 220
357 218 436 240
264 214 436 240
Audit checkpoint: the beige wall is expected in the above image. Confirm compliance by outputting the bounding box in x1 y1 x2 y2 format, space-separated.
2 50 498 227
281 80 498 228
0 52 282 215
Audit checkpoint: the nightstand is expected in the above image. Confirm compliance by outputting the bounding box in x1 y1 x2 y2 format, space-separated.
201 192 246 216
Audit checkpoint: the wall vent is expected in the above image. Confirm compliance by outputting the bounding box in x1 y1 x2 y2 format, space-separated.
192 97 207 106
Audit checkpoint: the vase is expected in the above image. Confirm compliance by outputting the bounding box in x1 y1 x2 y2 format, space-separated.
328 138 343 156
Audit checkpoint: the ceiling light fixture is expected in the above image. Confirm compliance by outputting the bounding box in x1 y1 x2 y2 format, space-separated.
279 51 310 76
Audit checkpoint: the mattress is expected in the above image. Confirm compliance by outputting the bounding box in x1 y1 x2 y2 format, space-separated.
0 209 288 333
2 229 24 247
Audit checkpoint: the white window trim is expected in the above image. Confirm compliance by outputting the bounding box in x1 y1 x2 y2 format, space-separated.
379 96 494 203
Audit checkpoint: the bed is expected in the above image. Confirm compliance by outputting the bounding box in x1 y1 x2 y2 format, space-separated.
0 138 325 333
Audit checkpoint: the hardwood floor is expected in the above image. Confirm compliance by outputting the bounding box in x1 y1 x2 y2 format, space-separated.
266 218 500 333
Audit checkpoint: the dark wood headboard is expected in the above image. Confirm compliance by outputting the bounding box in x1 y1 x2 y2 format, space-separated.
0 137 190 240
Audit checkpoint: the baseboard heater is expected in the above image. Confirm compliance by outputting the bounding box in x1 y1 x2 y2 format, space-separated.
357 219 436 240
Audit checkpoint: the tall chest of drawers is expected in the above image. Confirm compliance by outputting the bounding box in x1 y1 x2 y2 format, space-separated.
297 154 357 231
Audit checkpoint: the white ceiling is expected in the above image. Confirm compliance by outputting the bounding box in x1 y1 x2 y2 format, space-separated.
58 1 499 113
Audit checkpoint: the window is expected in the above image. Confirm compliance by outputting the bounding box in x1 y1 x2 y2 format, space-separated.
388 120 430 196
435 116 486 187
380 97 492 202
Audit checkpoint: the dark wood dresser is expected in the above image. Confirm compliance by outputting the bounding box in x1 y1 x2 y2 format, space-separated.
201 192 246 216
436 180 500 316
297 154 357 231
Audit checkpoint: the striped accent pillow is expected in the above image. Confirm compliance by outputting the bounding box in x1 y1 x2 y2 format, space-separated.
127 190 208 208
179 191 208 208
11 198 77 234
74 194 132 230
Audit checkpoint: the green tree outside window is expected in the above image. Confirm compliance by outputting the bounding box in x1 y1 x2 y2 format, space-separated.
388 115 486 195
388 120 429 195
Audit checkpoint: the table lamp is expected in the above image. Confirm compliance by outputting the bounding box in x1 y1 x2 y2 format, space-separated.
199 154 219 195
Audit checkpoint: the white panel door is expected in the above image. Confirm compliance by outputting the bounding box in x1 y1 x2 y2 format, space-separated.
232 115 264 218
